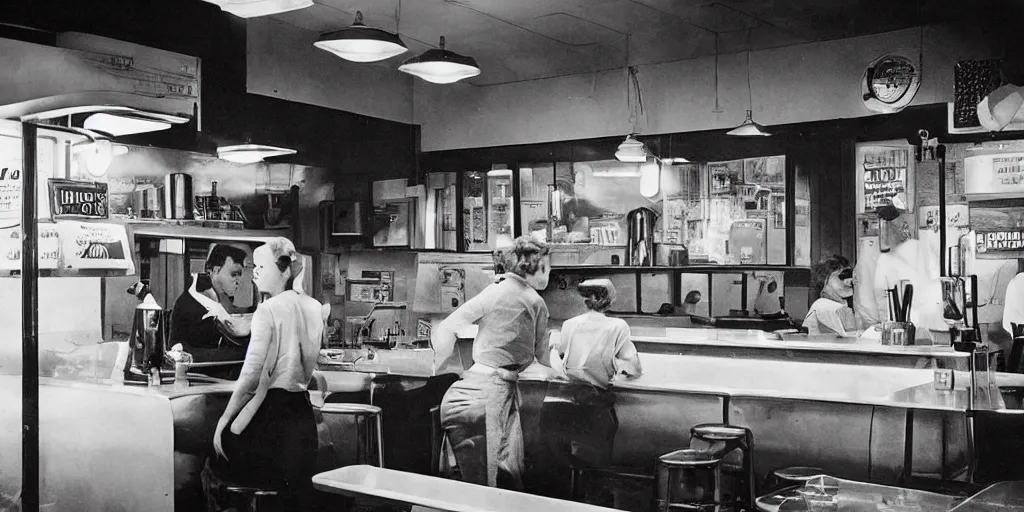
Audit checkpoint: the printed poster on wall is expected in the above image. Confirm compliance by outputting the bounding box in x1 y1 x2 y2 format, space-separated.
743 156 786 190
856 141 914 214
0 133 57 227
964 153 1024 197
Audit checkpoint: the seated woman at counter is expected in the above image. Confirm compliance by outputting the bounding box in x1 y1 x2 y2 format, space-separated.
432 235 554 490
212 237 325 511
538 278 642 496
804 255 865 338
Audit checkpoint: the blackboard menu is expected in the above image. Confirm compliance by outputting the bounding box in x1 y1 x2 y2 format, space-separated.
48 179 109 219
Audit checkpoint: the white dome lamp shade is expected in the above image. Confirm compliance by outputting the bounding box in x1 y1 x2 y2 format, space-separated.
69 130 129 177
217 144 297 164
399 36 481 84
314 11 408 63
615 135 648 163
201 0 313 18
727 110 771 137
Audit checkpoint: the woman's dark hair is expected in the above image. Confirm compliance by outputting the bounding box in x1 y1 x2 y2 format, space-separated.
578 279 616 312
811 254 852 299
510 236 550 278
206 244 248 271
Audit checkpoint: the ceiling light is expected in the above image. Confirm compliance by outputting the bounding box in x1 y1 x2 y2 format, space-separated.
615 135 648 163
640 162 660 198
217 144 297 164
315 11 408 63
70 132 122 177
399 36 480 84
201 0 313 18
727 110 771 137
83 112 185 136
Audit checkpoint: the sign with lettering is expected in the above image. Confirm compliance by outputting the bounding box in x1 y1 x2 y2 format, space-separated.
48 179 109 219
0 132 57 227
856 142 914 214
965 152 1024 197
977 229 1024 257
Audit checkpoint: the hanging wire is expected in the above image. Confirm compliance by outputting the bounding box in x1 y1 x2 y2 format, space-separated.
745 28 754 110
713 32 724 113
395 0 401 34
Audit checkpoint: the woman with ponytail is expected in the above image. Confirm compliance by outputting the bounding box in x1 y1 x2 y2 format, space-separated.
212 237 324 510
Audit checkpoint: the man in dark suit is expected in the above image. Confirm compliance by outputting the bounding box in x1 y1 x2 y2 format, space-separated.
169 244 255 380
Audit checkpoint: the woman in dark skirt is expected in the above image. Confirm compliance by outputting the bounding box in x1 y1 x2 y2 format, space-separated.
212 237 326 510
540 279 642 498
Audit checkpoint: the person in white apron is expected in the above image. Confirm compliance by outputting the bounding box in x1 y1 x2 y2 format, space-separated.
804 255 862 337
433 236 554 490
537 279 642 498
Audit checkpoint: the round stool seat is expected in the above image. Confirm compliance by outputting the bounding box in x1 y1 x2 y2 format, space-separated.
691 424 750 442
320 403 382 416
658 448 721 467
774 467 825 482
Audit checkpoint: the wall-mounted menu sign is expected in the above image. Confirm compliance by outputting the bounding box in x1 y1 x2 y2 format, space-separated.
976 228 1024 259
856 142 914 214
48 179 108 219
965 153 1024 197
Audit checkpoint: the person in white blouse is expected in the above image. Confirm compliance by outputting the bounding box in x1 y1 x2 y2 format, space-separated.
212 237 326 511
804 255 863 338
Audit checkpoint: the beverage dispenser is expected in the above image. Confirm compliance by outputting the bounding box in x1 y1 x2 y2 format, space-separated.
124 294 169 385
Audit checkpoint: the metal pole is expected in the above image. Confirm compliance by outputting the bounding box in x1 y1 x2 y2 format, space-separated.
21 122 40 512
937 145 947 277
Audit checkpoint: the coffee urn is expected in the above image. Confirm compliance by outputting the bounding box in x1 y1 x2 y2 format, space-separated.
626 206 658 266
124 294 168 385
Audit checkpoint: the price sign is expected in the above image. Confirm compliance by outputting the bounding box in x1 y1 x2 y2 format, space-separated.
976 228 1024 259
856 142 914 214
48 179 109 219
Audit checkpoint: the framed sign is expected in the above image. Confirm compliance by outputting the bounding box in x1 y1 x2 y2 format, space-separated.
856 141 914 214
976 228 1024 259
48 179 109 219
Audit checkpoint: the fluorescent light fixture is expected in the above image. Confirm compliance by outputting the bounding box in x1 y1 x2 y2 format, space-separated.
315 11 408 63
727 110 771 137
399 36 481 84
201 0 313 18
639 162 660 198
486 169 513 177
83 112 185 136
615 135 648 163
217 144 297 164
662 157 690 164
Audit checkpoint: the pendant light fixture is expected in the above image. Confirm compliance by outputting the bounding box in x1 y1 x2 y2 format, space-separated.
728 30 771 137
615 135 648 163
315 10 408 63
399 36 481 84
217 144 297 164
639 161 660 198
201 0 313 18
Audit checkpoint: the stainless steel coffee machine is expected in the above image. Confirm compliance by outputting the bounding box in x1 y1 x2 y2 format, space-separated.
626 206 658 266
124 294 169 385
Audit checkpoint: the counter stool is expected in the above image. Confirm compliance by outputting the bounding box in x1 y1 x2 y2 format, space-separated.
654 448 723 512
201 458 281 512
689 423 756 507
764 466 826 493
315 403 384 468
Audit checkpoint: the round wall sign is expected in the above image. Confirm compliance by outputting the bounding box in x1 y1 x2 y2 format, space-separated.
862 55 921 114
